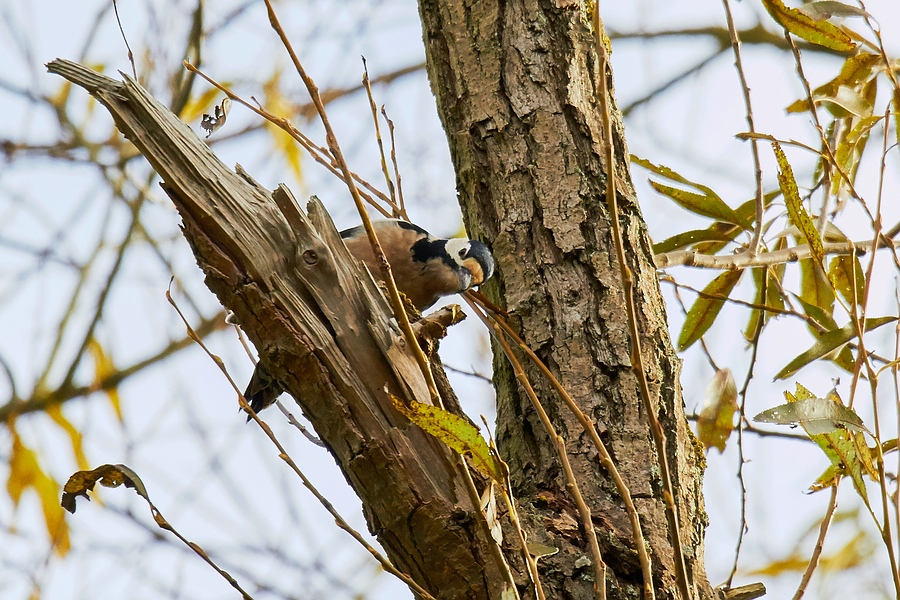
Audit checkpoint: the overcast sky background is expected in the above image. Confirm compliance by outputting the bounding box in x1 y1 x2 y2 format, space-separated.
2 0 900 598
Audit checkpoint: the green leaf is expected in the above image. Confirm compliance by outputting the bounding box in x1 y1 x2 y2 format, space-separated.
633 156 750 227
648 181 748 228
761 0 857 52
632 156 722 199
787 53 880 113
794 295 857 374
800 258 835 317
391 396 504 483
828 255 866 307
754 397 868 435
773 142 824 267
678 269 744 351
797 1 871 21
774 316 897 380
744 237 788 340
652 227 737 254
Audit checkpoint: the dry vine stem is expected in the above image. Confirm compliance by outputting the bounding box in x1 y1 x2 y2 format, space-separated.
592 8 692 600
361 62 405 219
465 292 655 599
484 306 608 600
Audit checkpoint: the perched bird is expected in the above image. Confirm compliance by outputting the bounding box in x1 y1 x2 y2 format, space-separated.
242 219 495 417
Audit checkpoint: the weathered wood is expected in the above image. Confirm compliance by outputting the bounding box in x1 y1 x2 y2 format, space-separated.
47 58 508 599
417 2 713 598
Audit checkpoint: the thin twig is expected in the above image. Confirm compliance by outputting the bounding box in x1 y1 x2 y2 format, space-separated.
457 453 521 597
382 107 407 217
725 269 766 589
783 34 874 226
593 8 687 599
623 51 724 116
149 499 255 599
684 413 813 442
480 416 546 600
274 400 326 447
112 0 136 80
792 482 839 600
0 313 225 421
361 60 399 217
231 321 326 445
443 363 493 384
721 0 765 256
856 109 900 592
183 63 396 218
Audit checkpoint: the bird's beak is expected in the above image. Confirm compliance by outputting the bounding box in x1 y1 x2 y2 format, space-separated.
458 269 473 291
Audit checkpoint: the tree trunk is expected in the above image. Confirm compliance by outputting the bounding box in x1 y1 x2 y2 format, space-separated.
48 0 714 591
46 60 511 599
418 1 713 598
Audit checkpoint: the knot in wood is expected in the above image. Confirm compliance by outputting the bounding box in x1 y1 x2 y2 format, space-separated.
301 249 318 265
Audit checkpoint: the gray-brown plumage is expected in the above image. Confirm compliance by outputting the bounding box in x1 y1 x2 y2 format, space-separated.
242 219 495 418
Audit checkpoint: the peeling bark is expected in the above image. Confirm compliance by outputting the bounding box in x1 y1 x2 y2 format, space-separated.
46 60 508 599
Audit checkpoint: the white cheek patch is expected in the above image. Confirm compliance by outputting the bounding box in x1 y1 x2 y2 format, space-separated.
444 238 471 268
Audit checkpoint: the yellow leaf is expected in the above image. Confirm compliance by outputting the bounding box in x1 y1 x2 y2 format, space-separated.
786 53 880 113
46 404 90 471
761 0 857 52
697 369 738 453
773 142 824 268
778 384 873 504
391 395 504 482
7 427 70 556
749 554 809 576
62 463 151 514
827 255 865 307
263 70 304 185
181 86 227 123
87 337 123 422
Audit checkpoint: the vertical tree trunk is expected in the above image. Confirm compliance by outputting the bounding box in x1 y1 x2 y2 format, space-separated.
418 2 713 598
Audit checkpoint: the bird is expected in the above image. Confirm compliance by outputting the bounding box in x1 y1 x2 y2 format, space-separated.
242 219 495 418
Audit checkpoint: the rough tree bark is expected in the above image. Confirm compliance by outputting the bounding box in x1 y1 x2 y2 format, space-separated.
46 60 510 599
48 0 714 595
418 1 713 598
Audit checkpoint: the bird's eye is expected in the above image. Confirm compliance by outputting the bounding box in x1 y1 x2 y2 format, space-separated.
458 248 467 258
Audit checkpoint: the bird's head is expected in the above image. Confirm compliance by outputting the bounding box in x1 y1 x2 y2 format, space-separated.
445 238 495 290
